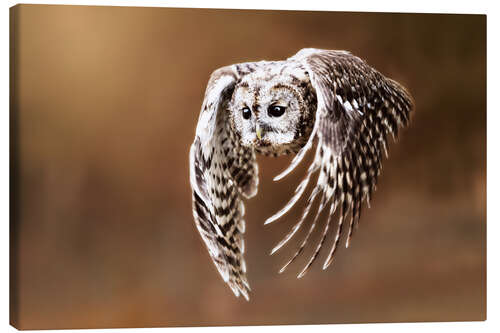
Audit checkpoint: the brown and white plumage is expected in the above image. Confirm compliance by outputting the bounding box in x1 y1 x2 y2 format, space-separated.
189 48 414 299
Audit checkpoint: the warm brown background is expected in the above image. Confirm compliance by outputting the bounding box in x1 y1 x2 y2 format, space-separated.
10 4 486 330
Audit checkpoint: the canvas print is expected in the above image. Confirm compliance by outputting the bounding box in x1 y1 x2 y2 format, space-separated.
10 4 486 330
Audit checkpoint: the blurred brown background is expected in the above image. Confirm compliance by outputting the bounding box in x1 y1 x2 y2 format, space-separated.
10 4 486 330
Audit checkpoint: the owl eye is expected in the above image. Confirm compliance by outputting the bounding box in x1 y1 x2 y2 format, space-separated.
242 107 252 120
268 105 286 117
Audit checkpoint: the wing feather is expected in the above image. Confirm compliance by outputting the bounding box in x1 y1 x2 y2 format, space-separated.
269 49 414 275
190 63 266 299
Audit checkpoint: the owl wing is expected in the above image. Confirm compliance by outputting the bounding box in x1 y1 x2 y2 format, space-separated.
266 48 414 277
190 62 267 299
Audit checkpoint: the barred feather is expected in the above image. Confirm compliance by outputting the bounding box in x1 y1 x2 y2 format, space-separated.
268 49 414 276
190 65 265 299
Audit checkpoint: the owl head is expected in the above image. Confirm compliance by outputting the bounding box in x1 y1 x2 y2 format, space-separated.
228 65 316 154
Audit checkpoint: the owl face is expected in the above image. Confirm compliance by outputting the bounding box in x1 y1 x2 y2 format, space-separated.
229 68 313 153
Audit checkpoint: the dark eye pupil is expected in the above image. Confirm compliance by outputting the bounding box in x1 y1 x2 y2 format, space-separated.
242 107 251 120
268 105 286 117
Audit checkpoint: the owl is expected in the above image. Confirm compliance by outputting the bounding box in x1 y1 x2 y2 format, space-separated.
189 48 413 300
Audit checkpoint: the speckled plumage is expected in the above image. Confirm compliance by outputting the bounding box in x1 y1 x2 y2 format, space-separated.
189 48 414 300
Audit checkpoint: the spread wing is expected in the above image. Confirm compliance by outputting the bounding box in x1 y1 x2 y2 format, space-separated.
266 48 414 277
189 63 266 299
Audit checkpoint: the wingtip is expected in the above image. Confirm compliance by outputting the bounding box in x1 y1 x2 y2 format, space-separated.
322 258 333 270
242 278 251 291
269 245 280 256
273 172 287 182
229 284 240 297
241 289 250 301
264 216 277 225
279 260 292 274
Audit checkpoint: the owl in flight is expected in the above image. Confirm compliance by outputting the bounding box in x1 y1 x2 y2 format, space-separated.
189 48 413 300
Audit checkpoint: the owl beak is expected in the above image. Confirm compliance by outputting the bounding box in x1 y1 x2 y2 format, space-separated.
256 124 264 140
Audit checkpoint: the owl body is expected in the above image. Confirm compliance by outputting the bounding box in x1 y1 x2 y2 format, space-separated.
189 48 413 300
